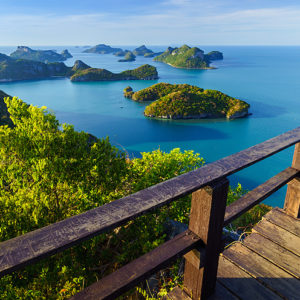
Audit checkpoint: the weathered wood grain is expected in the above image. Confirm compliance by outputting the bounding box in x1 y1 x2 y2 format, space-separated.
165 287 191 300
217 255 282 300
253 218 300 256
244 232 300 277
1 127 300 277
224 167 299 226
184 178 229 299
284 143 300 218
223 242 300 300
264 207 300 237
71 230 203 300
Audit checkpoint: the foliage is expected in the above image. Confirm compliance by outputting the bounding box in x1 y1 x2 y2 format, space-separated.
127 83 249 119
205 51 223 61
70 64 158 81
0 97 267 299
129 83 204 102
154 45 210 69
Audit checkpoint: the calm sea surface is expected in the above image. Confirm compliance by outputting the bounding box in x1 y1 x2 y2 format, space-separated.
1 45 300 206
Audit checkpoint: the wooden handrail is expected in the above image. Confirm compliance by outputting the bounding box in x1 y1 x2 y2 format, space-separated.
224 167 300 226
1 127 300 278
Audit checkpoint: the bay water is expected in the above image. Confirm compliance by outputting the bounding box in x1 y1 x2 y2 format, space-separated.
1 45 300 206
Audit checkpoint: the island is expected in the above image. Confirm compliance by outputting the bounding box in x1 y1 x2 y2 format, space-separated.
133 45 154 57
0 90 12 126
83 44 123 54
124 83 250 119
70 64 158 81
114 50 130 57
118 51 136 62
0 54 158 82
153 45 223 69
10 46 72 62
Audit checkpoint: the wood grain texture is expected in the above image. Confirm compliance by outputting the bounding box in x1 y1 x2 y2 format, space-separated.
244 232 300 278
217 255 282 300
71 230 203 300
166 287 191 300
284 177 300 218
184 178 229 299
253 218 300 256
223 242 300 300
1 127 300 277
264 207 300 237
284 143 300 218
224 167 299 226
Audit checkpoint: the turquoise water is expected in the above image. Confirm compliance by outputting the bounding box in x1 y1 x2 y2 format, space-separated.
1 45 300 206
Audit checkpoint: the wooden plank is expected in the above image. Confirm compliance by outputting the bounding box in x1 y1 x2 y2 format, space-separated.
253 218 300 256
243 233 300 277
223 242 300 300
224 167 300 226
184 178 229 299
284 143 300 218
166 287 191 300
208 281 239 300
284 177 300 218
1 127 300 277
71 230 203 300
264 207 300 237
217 255 282 300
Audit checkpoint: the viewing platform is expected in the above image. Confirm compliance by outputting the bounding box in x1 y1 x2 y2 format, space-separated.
167 207 300 299
1 127 300 299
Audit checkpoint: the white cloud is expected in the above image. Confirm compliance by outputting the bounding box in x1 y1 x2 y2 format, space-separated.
1 5 300 45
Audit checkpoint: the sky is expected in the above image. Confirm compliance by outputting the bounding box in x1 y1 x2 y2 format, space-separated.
1 0 300 46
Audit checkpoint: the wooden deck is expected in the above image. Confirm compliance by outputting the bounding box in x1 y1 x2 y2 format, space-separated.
167 207 300 300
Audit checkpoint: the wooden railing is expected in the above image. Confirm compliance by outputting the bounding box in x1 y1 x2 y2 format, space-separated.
1 127 300 299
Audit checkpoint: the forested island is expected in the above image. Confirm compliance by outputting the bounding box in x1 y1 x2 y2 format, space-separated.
10 46 73 62
118 51 136 62
0 53 158 82
124 83 249 119
70 64 158 81
154 45 223 69
83 44 123 54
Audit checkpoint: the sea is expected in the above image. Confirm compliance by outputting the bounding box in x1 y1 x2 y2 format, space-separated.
1 45 300 207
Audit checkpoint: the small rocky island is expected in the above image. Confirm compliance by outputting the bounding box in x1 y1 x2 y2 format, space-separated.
118 51 136 62
133 45 154 57
154 45 223 69
10 46 73 62
71 64 158 81
83 44 123 54
124 83 249 119
0 53 158 82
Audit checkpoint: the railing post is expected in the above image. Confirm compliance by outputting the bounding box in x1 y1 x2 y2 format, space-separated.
183 177 229 299
284 143 300 218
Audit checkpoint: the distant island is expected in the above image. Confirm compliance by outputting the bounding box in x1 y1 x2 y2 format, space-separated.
10 46 73 63
0 90 12 126
118 51 136 62
0 53 158 82
153 45 223 69
83 44 123 54
71 64 158 81
124 83 250 119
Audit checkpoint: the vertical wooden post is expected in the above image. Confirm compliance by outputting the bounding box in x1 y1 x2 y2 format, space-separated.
284 143 300 218
183 177 229 299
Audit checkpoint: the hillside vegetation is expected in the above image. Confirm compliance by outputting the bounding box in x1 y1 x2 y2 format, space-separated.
125 83 250 119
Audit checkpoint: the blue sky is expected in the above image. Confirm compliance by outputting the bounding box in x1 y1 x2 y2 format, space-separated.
1 0 300 45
